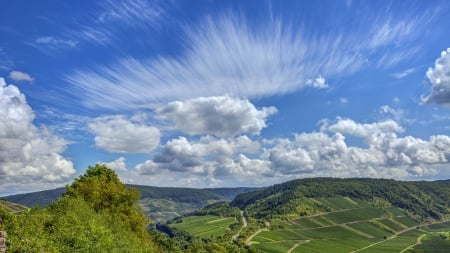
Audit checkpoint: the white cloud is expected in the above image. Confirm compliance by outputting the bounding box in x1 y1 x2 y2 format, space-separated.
88 115 161 153
100 157 127 171
392 68 415 79
65 14 370 109
306 75 329 89
65 10 430 110
98 0 165 28
8 71 33 82
35 36 78 48
379 105 407 123
325 118 404 140
422 48 450 106
72 0 166 46
132 117 450 186
144 135 260 173
155 96 277 137
0 78 75 194
265 118 449 178
340 97 349 104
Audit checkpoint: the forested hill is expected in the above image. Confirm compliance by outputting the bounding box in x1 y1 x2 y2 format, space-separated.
231 177 450 220
3 185 258 208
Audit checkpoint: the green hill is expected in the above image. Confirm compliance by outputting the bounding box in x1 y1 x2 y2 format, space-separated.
2 185 259 222
166 178 450 253
231 178 450 220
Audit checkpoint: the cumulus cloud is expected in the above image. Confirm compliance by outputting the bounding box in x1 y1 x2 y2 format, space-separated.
135 117 450 185
100 157 127 171
422 48 450 106
306 75 328 89
9 71 33 82
265 118 449 178
88 115 161 153
136 135 260 175
0 78 75 194
155 96 277 137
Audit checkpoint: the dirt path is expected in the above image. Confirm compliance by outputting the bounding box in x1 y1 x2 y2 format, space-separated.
287 240 310 253
245 228 268 246
232 210 248 241
399 233 426 253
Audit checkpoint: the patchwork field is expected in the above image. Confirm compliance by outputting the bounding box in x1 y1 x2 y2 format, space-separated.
165 196 449 252
248 197 450 253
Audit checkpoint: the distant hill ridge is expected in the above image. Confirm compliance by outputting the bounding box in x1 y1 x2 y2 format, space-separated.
2 185 259 208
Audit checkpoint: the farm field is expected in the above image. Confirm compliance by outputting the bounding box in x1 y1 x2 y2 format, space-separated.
0 199 27 213
169 215 238 238
248 197 449 253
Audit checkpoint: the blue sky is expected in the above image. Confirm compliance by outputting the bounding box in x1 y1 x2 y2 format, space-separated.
1 0 450 195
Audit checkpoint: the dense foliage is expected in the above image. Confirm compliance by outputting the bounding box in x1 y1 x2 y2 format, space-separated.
0 165 257 252
0 165 162 252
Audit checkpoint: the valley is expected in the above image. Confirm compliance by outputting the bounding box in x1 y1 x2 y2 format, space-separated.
2 175 449 252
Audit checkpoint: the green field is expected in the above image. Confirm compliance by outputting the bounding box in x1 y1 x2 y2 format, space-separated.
293 238 377 253
248 197 449 253
169 215 238 238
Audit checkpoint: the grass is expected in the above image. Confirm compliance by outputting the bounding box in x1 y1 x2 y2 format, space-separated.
407 234 450 252
394 216 419 227
347 221 393 238
255 230 309 241
358 236 419 253
170 215 237 238
253 240 299 253
292 238 377 253
321 207 386 224
291 225 366 239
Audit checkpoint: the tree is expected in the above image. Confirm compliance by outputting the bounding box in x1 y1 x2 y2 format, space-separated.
64 164 150 239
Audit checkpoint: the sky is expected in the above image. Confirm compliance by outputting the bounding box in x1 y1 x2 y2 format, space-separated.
1 0 450 195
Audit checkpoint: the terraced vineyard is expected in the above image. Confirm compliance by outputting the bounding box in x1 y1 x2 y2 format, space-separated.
247 197 450 253
169 215 239 238
0 199 27 213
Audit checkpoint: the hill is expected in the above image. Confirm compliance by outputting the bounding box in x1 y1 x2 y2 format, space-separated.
2 187 67 207
2 185 259 221
231 178 450 220
166 178 450 253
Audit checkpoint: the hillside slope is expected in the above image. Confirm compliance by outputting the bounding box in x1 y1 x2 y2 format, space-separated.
231 178 450 220
0 199 28 213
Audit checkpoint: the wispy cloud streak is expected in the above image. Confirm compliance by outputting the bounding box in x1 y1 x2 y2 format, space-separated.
66 10 430 110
